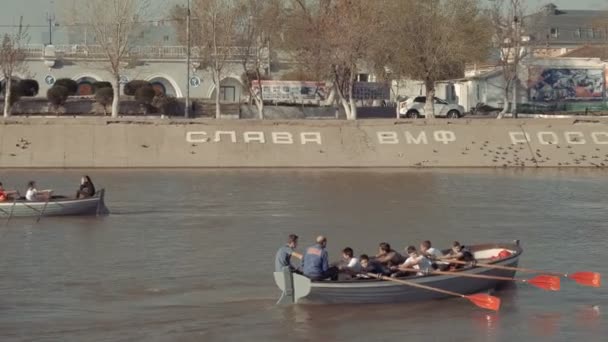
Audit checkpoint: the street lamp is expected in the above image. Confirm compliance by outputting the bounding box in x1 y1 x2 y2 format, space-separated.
185 0 191 118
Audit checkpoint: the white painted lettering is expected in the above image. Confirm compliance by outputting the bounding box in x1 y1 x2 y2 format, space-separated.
243 131 266 143
538 132 559 145
434 131 456 145
377 132 399 144
272 132 294 144
186 131 209 143
214 131 237 143
509 132 530 145
564 132 586 145
300 132 322 145
404 131 428 145
591 132 608 145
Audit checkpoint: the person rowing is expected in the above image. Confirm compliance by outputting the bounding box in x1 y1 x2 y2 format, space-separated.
390 245 432 277
439 241 475 270
357 254 390 278
335 247 361 279
25 181 52 202
420 240 449 271
76 175 96 199
374 242 405 268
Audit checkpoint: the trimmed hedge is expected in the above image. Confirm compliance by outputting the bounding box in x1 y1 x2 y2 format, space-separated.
124 80 151 96
47 86 70 113
54 78 78 95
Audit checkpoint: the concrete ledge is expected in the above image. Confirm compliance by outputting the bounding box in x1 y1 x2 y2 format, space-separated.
1 118 607 168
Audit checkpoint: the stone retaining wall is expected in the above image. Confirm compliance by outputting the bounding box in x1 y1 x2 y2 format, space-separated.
0 118 607 168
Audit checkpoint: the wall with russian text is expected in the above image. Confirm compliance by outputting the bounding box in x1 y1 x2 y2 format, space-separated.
0 118 607 168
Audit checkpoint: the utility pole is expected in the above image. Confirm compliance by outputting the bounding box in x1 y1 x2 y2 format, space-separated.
185 0 191 118
512 14 520 118
47 12 56 46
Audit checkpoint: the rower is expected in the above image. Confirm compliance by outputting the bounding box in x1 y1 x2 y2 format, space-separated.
390 246 432 277
0 182 19 202
440 241 475 269
374 242 405 268
336 247 361 278
25 181 52 201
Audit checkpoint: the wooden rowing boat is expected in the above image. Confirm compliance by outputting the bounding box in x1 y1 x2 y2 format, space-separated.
0 189 109 218
274 242 522 304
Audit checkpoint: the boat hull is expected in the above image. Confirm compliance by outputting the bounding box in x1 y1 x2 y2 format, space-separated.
275 243 522 305
0 189 109 218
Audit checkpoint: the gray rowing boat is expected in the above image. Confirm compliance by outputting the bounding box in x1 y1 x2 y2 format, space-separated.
274 242 522 305
0 189 109 218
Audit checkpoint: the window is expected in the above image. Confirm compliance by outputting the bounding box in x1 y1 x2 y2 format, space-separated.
593 28 602 39
550 27 559 38
220 86 236 102
163 35 169 42
575 28 582 38
358 74 369 82
414 96 426 103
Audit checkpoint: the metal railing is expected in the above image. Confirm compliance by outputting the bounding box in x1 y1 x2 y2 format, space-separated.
25 44 258 61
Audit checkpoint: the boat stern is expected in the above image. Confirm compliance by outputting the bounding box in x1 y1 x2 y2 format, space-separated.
273 267 311 305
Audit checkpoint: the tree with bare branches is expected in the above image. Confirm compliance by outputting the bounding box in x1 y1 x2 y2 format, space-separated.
73 0 149 117
284 0 383 120
237 0 283 119
0 26 27 118
190 0 242 119
491 0 527 119
385 0 491 119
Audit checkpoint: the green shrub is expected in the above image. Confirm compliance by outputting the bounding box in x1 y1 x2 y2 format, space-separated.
47 86 70 113
124 80 151 96
53 78 78 95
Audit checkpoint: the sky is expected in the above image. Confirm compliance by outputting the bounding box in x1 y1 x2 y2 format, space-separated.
0 0 606 25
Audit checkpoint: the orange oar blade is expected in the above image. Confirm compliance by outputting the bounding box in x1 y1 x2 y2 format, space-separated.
569 272 601 288
527 275 561 291
465 293 501 311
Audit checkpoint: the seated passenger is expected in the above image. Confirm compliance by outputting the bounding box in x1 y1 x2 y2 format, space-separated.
374 242 405 268
302 235 339 281
358 254 390 277
0 182 19 202
76 175 96 199
336 247 361 277
275 234 301 273
440 241 475 269
25 181 52 202
390 246 432 277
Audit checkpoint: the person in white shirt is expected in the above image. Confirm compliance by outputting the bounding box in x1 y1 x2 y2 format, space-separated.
337 247 361 277
390 246 432 277
420 240 443 260
25 181 52 202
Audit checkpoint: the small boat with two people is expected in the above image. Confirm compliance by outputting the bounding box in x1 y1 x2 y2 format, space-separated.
0 176 109 219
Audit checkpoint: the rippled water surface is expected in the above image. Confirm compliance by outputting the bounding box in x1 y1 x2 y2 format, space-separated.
0 169 606 341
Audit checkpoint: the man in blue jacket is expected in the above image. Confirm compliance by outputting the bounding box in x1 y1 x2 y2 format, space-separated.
302 235 339 281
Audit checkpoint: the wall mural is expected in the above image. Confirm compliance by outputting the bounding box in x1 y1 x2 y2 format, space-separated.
528 68 605 102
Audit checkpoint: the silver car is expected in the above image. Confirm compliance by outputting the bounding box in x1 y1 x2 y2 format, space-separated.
398 96 465 119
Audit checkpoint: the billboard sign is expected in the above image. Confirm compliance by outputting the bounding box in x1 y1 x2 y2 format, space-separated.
528 68 604 102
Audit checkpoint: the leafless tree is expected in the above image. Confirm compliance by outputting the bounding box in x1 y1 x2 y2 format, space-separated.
0 24 27 118
284 0 383 120
191 0 241 119
237 0 283 119
386 0 491 119
491 0 527 119
74 0 150 117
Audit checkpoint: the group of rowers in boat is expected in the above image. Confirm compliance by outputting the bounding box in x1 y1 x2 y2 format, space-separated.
275 234 510 281
0 176 96 202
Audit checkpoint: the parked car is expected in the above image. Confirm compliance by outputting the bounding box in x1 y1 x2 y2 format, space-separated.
398 96 465 118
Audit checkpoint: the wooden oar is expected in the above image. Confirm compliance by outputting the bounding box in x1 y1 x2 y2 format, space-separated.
447 260 601 288
36 198 51 223
397 268 560 291
368 273 501 311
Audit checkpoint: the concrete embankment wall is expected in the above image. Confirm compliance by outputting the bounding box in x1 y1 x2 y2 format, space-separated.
1 117 607 168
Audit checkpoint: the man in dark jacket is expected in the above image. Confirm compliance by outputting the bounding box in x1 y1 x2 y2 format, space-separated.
302 235 338 281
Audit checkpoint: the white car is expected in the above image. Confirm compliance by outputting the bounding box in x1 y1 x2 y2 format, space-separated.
398 96 465 119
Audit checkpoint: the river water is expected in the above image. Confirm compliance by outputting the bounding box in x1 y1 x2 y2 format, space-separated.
0 169 606 341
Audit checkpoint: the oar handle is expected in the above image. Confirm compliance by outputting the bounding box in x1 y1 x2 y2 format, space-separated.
368 273 465 298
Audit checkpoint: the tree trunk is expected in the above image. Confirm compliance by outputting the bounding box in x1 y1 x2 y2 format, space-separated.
512 77 518 118
254 95 264 119
497 86 510 119
111 76 120 118
424 79 436 120
214 71 221 119
348 76 357 120
3 77 12 118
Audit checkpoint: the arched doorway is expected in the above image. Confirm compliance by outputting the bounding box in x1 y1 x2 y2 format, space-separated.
74 76 101 96
146 76 180 97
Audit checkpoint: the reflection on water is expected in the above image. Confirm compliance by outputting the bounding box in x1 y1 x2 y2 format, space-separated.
0 169 607 341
